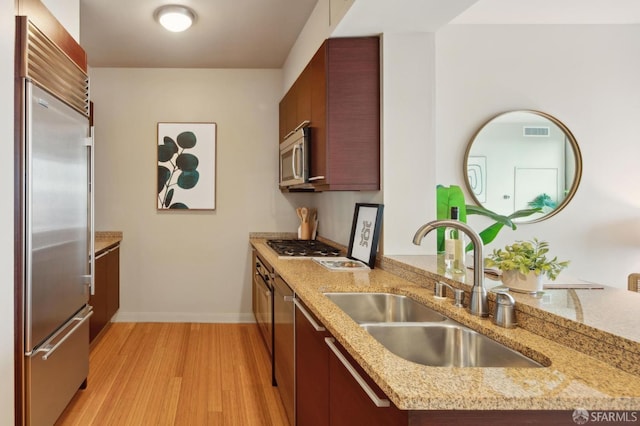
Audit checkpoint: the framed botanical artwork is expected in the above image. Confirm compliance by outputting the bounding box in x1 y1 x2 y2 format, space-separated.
347 203 384 268
157 122 216 210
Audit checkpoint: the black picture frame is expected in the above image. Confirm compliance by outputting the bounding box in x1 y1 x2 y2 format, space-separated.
347 203 384 268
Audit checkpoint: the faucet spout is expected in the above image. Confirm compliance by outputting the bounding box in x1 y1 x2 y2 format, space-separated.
413 219 489 317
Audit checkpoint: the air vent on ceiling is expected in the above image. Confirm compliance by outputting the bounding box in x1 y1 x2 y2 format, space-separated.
523 126 550 137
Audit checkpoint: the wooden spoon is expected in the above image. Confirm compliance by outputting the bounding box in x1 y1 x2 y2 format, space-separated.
300 207 309 224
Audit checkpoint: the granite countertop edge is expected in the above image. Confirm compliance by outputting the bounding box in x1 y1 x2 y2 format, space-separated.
95 231 123 254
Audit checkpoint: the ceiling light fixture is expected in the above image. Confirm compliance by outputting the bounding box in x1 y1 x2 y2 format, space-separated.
155 5 196 32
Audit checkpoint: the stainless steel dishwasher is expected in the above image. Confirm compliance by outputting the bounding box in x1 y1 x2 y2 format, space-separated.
273 274 294 426
252 250 274 385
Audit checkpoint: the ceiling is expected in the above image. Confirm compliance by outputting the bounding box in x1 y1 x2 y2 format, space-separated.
80 0 640 69
79 0 318 68
451 0 640 24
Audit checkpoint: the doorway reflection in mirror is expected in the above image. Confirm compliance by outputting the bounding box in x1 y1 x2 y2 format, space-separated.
464 110 582 223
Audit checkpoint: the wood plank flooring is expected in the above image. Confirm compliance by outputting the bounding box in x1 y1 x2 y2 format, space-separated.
55 323 289 426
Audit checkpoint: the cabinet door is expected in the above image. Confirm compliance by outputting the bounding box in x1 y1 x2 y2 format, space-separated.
296 64 312 125
273 277 295 426
106 247 120 320
89 252 108 342
280 36 380 191
327 338 407 426
309 42 328 183
285 82 298 136
295 301 330 426
324 37 380 190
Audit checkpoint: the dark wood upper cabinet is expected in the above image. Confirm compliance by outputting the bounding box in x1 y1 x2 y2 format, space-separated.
279 37 381 191
296 63 312 127
279 63 313 142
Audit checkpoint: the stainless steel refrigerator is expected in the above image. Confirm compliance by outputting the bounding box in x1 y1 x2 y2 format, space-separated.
19 79 94 425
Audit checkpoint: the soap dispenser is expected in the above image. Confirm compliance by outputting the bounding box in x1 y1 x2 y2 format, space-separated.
493 291 517 328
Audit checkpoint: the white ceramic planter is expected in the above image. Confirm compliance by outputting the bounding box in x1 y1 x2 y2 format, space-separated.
501 270 544 293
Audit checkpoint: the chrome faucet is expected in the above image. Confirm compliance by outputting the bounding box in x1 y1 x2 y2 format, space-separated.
413 220 489 317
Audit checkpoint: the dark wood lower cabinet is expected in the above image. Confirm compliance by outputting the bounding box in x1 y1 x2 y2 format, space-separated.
89 245 120 342
295 299 405 426
327 338 407 426
295 297 580 426
295 302 330 426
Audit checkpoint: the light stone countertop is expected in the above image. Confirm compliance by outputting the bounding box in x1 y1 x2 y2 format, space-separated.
387 254 640 346
95 231 122 254
250 237 640 411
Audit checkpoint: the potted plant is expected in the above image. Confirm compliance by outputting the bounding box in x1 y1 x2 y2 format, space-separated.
485 238 569 293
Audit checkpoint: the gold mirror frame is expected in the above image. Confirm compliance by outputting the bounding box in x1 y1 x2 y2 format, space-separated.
463 110 582 224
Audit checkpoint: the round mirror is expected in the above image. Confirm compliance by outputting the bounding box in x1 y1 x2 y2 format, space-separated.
464 110 582 223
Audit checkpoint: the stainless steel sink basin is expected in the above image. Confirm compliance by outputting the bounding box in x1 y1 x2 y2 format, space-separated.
324 292 545 368
362 323 543 368
323 292 447 323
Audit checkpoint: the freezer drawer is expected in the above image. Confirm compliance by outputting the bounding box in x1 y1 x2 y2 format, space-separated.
25 306 92 426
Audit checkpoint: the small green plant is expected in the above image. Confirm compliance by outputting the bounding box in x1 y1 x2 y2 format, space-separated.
485 238 569 281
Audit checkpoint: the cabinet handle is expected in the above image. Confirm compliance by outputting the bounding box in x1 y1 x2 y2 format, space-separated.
28 307 93 360
292 144 301 179
284 295 294 303
294 120 310 131
293 298 325 332
95 245 119 260
325 337 390 408
89 126 95 296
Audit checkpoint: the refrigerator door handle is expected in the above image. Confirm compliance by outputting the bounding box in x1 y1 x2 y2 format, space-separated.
24 81 34 350
27 306 93 361
87 128 95 296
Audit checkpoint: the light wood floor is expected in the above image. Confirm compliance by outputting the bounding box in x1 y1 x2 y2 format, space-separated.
55 323 289 426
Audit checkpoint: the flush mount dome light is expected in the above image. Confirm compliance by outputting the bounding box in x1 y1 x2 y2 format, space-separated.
155 5 196 32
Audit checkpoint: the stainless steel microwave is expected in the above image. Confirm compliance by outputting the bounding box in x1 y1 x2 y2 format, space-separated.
279 122 310 188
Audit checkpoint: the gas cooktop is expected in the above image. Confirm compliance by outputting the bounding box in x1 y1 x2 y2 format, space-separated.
266 239 341 258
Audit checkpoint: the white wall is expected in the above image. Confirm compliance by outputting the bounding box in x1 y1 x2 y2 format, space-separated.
381 32 437 254
282 0 331 92
91 68 299 321
0 0 15 422
435 25 640 288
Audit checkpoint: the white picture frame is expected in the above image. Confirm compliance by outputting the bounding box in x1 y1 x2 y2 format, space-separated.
157 122 217 210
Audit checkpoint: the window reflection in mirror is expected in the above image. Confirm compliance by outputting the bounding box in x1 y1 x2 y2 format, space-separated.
464 110 582 223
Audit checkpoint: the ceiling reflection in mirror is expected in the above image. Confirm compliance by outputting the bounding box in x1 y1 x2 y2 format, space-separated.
464 111 582 223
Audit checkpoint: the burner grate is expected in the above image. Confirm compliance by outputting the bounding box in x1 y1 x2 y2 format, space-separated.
266 239 341 257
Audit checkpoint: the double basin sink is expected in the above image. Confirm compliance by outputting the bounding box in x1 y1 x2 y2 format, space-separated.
323 292 544 368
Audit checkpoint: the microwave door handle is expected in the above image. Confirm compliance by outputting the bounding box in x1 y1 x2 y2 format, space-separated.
292 144 301 179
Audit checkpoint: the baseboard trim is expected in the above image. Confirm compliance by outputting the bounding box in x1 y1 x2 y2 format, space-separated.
112 311 256 323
